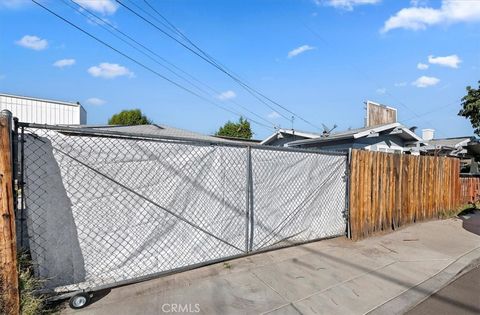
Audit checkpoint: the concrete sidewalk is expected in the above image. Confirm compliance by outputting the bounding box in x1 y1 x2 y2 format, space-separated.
63 212 480 315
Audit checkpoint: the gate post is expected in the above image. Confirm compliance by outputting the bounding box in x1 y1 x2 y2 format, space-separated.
346 148 352 239
0 110 19 315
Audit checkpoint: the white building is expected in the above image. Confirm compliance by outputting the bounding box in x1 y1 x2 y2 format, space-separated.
0 93 87 125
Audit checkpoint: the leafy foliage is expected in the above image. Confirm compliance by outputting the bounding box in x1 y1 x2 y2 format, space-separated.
215 117 253 139
108 109 151 126
458 81 480 136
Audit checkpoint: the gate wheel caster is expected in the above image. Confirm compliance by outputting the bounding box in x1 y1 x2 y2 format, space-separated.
69 292 91 309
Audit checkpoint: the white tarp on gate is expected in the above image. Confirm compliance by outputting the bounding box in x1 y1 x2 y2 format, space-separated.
251 149 347 250
22 129 347 292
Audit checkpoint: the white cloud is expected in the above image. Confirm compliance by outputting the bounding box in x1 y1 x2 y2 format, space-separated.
267 111 281 119
0 0 29 9
317 0 381 11
53 58 76 68
86 97 106 106
288 45 316 58
417 62 429 70
428 54 461 68
88 63 134 79
376 88 387 95
15 35 48 50
72 0 118 15
412 75 440 88
394 82 407 87
382 0 480 33
217 90 236 101
410 0 428 6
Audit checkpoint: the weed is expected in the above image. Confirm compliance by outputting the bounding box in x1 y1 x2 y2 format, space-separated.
18 252 58 315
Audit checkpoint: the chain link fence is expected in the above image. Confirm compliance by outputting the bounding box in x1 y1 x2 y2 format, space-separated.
16 124 348 295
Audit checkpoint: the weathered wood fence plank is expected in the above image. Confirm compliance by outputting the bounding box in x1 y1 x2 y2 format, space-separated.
460 176 480 204
349 150 463 240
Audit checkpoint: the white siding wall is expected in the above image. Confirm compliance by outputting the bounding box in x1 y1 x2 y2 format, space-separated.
0 94 87 125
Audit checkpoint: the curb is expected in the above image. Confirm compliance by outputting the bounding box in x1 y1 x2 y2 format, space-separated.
366 247 480 315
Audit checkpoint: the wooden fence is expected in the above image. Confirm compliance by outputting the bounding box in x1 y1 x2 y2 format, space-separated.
0 111 19 315
349 150 462 240
460 176 480 204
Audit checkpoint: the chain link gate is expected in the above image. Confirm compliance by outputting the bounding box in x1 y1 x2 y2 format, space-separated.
15 123 348 298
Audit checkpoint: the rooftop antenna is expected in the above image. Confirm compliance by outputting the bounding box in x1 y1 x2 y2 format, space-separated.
321 123 338 136
291 115 295 131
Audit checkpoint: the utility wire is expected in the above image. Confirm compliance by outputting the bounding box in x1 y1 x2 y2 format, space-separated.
143 0 326 132
32 0 273 131
117 0 323 130
402 100 459 123
126 0 250 87
64 0 274 128
63 0 206 94
141 0 246 82
305 24 448 136
116 0 291 122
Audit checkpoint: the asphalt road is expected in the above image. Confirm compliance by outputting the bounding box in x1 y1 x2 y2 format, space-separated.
406 265 480 315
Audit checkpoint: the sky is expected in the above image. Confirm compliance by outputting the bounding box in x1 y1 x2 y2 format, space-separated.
0 0 479 140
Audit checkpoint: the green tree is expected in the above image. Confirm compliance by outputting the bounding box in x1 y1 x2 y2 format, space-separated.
458 81 480 136
108 109 151 125
215 117 253 139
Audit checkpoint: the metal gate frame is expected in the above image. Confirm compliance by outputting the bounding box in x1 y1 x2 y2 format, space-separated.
13 121 349 301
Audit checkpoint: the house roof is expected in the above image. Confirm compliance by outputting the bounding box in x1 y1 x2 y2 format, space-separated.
0 93 85 110
82 124 250 144
260 128 323 145
79 124 260 145
422 137 473 150
214 135 261 143
420 136 475 157
287 123 422 147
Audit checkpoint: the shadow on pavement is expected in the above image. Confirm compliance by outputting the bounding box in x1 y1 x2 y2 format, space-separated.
277 230 480 314
458 209 480 236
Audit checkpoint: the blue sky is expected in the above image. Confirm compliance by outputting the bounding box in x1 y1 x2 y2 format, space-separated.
1 0 479 139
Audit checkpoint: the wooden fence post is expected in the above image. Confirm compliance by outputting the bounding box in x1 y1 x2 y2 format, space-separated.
0 110 19 315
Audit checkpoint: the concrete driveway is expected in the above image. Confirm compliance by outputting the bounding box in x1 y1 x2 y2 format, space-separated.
62 212 480 315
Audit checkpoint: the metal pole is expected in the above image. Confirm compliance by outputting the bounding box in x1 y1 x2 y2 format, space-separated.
20 126 25 249
346 148 352 239
248 148 254 252
12 118 18 218
245 146 251 252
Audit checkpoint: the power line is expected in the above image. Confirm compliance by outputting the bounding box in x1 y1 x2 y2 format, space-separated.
305 24 447 135
31 0 273 131
144 0 326 131
116 0 323 130
402 100 459 123
63 0 205 94
64 0 275 128
141 0 247 82
304 25 454 139
115 0 291 122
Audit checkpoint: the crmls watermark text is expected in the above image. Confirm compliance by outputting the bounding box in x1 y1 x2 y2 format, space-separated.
161 303 201 313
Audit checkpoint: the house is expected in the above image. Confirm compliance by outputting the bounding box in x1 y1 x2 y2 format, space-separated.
421 135 475 158
261 101 423 154
0 93 87 125
260 129 322 146
285 122 422 153
419 133 480 173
